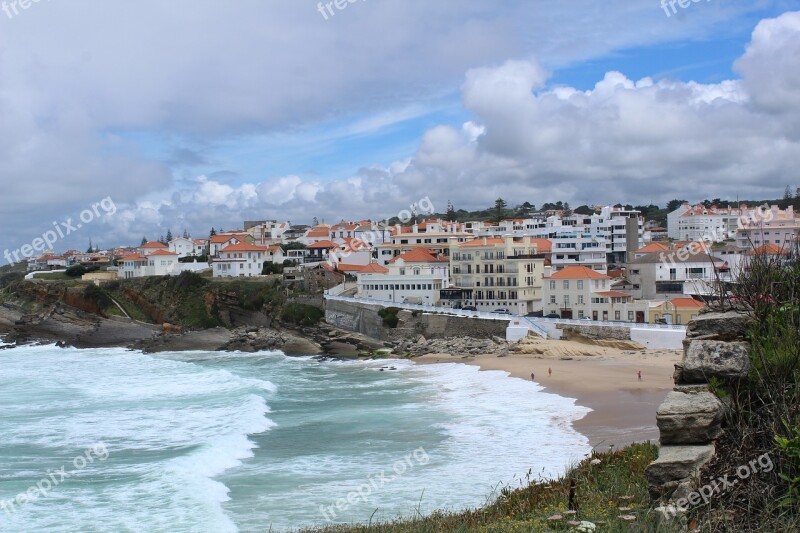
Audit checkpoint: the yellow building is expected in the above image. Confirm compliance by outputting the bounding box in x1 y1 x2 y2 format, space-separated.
649 297 705 325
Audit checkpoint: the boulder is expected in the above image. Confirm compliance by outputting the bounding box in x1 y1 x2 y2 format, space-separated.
657 391 724 444
683 340 751 383
686 312 752 342
645 444 715 486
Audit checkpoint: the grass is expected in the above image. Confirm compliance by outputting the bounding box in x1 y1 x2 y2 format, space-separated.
298 443 659 532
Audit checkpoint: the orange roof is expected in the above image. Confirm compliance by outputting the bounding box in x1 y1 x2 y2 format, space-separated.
120 254 147 261
266 245 283 253
529 238 552 253
669 297 705 308
148 250 178 256
220 243 268 253
595 290 630 298
549 266 610 280
342 237 369 253
308 240 339 249
459 238 505 248
140 242 167 249
388 248 447 264
210 234 247 244
748 243 790 256
306 229 331 238
337 263 389 274
636 243 670 253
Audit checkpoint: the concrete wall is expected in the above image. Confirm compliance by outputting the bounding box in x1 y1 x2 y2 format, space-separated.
325 299 507 341
630 328 685 349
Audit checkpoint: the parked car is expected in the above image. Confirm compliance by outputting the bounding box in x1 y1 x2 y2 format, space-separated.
461 306 477 311
544 313 560 319
492 308 511 314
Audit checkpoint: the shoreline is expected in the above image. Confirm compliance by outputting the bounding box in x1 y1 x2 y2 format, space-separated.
413 348 680 449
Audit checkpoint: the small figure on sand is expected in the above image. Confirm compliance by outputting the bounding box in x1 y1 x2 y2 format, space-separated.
548 367 552 377
637 370 642 381
531 372 535 381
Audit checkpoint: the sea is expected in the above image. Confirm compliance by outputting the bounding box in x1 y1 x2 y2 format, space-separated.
0 342 591 532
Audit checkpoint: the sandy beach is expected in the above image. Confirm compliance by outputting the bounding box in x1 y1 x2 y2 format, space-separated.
414 338 681 449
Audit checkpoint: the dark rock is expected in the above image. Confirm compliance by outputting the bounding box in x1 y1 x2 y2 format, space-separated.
683 340 751 383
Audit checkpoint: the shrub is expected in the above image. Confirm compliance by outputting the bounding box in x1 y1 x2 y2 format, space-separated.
281 303 324 326
378 307 401 328
65 264 88 277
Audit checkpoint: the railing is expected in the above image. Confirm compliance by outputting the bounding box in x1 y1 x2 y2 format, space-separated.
528 316 687 331
325 294 521 323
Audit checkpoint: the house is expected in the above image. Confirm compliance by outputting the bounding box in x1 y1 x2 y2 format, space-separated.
736 206 800 251
138 242 169 256
118 254 149 279
213 243 269 278
542 266 648 322
146 250 180 276
168 237 196 258
209 234 250 257
648 297 705 325
307 240 339 263
449 236 546 314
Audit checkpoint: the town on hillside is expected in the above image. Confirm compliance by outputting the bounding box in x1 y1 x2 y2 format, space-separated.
21 201 799 326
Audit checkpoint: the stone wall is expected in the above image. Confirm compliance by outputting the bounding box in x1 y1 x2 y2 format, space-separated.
324 299 507 341
645 311 753 526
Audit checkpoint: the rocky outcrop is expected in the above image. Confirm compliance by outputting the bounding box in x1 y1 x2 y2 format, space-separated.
392 334 511 357
646 311 752 520
656 391 724 445
682 340 751 383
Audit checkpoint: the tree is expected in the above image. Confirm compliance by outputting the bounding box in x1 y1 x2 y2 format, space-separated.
86 240 94 253
209 227 217 237
182 229 189 239
159 235 165 244
563 202 572 217
446 201 457 222
785 185 792 200
166 229 173 242
141 237 148 246
493 198 508 223
666 199 688 212
574 205 594 215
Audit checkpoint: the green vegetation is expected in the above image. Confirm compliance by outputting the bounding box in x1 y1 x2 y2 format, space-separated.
378 307 401 328
300 443 657 532
281 303 324 326
694 242 800 530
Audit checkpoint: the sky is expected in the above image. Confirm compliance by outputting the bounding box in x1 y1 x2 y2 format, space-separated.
1 0 800 258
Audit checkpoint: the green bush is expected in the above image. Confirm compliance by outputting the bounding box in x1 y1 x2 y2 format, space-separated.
281 303 324 326
378 307 401 328
65 264 88 277
776 423 800 506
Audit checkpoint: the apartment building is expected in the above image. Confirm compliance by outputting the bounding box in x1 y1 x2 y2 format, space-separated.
675 204 749 242
449 236 546 314
736 205 800 251
375 228 472 266
626 252 725 300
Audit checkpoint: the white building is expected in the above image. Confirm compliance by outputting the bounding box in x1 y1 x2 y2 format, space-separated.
667 202 691 240
356 248 450 305
736 205 800 251
542 265 647 321
626 252 726 300
213 243 269 278
168 237 196 258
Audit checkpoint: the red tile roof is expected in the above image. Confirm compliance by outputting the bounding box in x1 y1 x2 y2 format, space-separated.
220 243 268 253
308 240 339 249
388 248 447 264
459 238 505 248
636 243 670 253
748 243 790 256
549 266 610 280
336 263 389 273
669 297 705 308
148 250 178 256
140 242 167 249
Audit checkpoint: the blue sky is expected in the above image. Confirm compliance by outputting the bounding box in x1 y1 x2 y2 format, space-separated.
1 1 800 254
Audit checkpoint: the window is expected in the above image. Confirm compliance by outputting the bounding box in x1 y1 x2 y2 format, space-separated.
628 311 634 321
550 295 556 304
563 280 569 290
549 280 556 290
577 295 584 304
615 311 621 321
577 280 583 290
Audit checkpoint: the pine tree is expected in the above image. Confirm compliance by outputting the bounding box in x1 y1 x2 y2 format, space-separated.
494 198 507 223
210 227 217 237
86 240 94 253
446 201 457 222
166 229 173 242
182 229 189 239
159 235 165 244
141 237 148 246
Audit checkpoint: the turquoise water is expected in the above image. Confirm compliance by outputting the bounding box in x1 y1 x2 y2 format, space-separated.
0 344 590 532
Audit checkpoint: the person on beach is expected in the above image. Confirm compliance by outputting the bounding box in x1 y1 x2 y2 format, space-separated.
637 370 642 381
531 372 535 380
548 367 552 377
